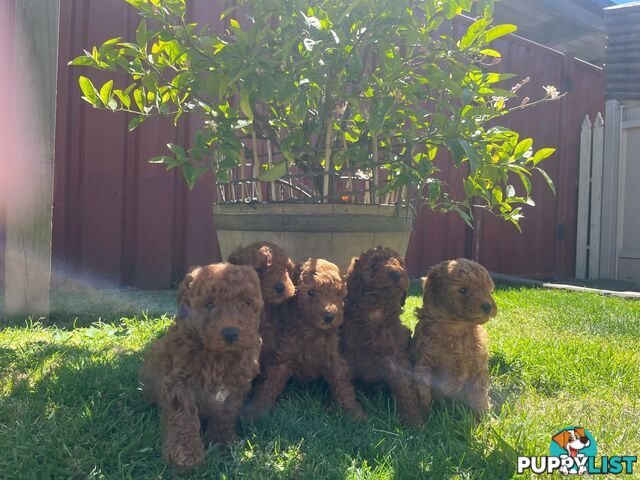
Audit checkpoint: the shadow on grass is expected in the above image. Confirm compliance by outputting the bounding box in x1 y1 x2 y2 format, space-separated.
488 351 526 415
240 381 518 479
1 288 176 330
1 338 520 479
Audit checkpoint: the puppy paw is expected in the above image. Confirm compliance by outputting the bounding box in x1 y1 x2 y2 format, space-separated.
400 411 424 427
207 428 238 446
164 442 205 468
243 403 266 421
344 404 367 420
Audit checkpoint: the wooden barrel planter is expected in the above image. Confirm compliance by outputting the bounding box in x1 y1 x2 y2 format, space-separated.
213 203 414 272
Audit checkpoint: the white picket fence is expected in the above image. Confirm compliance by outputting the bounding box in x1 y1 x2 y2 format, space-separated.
576 113 604 280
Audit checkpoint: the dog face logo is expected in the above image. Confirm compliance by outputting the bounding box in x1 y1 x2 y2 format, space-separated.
553 428 590 457
550 426 597 475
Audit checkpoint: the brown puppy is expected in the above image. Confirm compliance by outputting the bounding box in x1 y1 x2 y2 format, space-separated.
228 242 296 366
139 264 263 468
341 247 422 425
411 258 497 415
246 259 365 419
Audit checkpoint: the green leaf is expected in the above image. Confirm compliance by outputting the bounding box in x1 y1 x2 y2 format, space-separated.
128 115 146 132
148 155 174 165
483 24 517 44
459 17 489 49
239 85 253 121
515 169 532 195
530 147 556 165
369 97 394 135
459 140 481 172
535 167 556 195
427 180 441 205
258 161 288 182
427 145 438 161
69 56 97 67
113 89 131 109
219 5 239 19
182 163 208 190
513 138 533 159
492 187 503 203
167 143 187 162
136 20 148 48
133 88 145 111
479 48 501 58
99 80 114 106
78 76 98 105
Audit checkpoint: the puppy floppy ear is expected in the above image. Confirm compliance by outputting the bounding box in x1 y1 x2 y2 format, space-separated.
552 430 571 449
286 258 296 279
258 245 274 267
176 268 197 321
345 255 362 294
291 262 304 286
422 266 439 300
227 248 246 265
345 256 359 279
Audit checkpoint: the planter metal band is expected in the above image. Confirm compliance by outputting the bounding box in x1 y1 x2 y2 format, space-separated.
214 213 413 233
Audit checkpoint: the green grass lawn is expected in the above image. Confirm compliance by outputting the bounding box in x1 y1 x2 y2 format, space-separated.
1 284 639 479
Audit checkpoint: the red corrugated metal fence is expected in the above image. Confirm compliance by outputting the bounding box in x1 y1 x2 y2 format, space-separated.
44 1 605 288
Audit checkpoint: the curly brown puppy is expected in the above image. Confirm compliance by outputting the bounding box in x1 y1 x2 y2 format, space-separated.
246 258 365 419
341 247 423 426
139 264 263 468
411 258 497 415
228 242 295 366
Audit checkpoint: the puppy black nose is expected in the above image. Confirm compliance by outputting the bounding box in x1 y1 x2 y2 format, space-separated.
388 271 401 282
481 303 492 313
222 327 239 343
323 313 335 323
274 282 285 294
580 436 589 444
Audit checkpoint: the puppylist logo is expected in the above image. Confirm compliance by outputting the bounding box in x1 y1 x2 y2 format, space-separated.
517 426 637 475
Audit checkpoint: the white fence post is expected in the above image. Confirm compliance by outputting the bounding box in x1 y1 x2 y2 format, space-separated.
600 100 622 280
576 115 592 279
575 112 606 281
3 0 60 319
588 113 605 280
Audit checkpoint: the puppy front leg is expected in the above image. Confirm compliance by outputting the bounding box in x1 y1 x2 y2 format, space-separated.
385 363 423 426
245 362 292 419
458 370 490 416
205 402 240 445
412 364 432 412
160 382 205 468
323 356 366 419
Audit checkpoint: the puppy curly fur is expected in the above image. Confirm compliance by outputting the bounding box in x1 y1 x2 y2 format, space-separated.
411 258 497 415
246 259 365 419
228 242 296 367
139 264 264 468
341 247 423 425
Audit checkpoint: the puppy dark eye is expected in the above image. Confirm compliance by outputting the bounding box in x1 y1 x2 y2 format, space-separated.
459 287 468 294
307 289 316 297
245 300 251 307
204 302 215 310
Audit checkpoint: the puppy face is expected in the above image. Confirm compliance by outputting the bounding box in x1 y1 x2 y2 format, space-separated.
296 259 347 330
176 263 264 351
228 242 296 306
552 428 590 456
423 258 497 323
346 246 409 307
